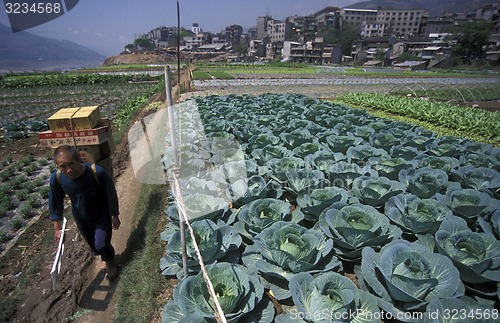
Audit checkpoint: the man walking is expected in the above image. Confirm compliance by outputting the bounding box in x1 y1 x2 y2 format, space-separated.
49 145 120 280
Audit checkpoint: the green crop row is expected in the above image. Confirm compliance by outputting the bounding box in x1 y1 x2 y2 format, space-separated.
0 73 161 89
336 93 500 143
0 155 52 247
112 80 164 129
393 85 500 102
0 80 159 128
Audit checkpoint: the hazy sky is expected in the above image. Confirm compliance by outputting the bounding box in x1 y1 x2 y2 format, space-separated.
0 0 360 56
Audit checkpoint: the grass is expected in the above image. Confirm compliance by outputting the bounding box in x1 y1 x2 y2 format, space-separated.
208 70 234 79
113 183 170 323
192 70 212 80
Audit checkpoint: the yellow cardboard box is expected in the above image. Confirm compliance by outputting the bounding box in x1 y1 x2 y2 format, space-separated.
47 106 101 131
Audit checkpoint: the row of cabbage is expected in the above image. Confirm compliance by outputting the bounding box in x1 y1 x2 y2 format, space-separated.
160 93 500 322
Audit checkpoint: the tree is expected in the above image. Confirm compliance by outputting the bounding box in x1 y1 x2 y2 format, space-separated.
447 19 492 65
134 38 155 50
233 44 247 55
168 30 194 47
124 43 135 51
319 23 359 56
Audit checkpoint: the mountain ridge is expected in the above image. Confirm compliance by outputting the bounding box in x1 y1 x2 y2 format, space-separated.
0 23 106 72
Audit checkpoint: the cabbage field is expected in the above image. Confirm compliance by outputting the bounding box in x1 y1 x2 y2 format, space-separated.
160 93 500 322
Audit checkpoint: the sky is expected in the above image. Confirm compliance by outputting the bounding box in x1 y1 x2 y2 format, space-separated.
1 0 360 56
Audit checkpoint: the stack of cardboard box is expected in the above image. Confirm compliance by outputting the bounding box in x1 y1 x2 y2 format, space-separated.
38 106 115 178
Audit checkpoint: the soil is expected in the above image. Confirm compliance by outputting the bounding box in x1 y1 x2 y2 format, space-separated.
102 53 175 66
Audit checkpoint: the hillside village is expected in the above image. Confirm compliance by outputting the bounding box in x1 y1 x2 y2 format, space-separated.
124 2 500 69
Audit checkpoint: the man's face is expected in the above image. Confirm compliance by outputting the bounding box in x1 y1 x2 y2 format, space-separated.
55 151 85 179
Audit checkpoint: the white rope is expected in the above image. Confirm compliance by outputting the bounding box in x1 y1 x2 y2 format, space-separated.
171 169 227 323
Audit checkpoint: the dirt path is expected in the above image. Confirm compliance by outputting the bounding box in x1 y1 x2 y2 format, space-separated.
66 71 191 322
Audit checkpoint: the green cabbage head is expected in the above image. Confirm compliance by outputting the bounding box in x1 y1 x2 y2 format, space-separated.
385 193 453 236
296 186 351 223
435 217 500 298
160 219 242 278
162 263 275 322
352 176 406 207
242 221 341 300
436 188 500 224
399 167 448 199
275 272 381 323
356 240 464 319
233 198 303 240
319 203 401 261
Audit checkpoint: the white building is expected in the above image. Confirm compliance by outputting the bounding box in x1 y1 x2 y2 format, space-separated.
191 23 202 34
362 22 385 38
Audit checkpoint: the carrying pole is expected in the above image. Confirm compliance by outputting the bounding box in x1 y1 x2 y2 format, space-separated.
164 66 188 277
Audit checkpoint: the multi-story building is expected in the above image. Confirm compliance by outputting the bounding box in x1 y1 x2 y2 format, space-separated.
286 15 304 42
425 18 454 37
340 8 378 30
256 16 271 40
140 26 176 48
282 38 326 64
266 19 292 43
223 24 243 45
183 32 212 50
287 15 317 43
249 39 266 58
314 6 341 32
376 9 428 37
266 41 284 60
361 21 385 38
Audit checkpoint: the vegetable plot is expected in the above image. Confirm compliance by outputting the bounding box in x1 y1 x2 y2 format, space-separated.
161 93 500 322
336 92 500 143
0 74 161 128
